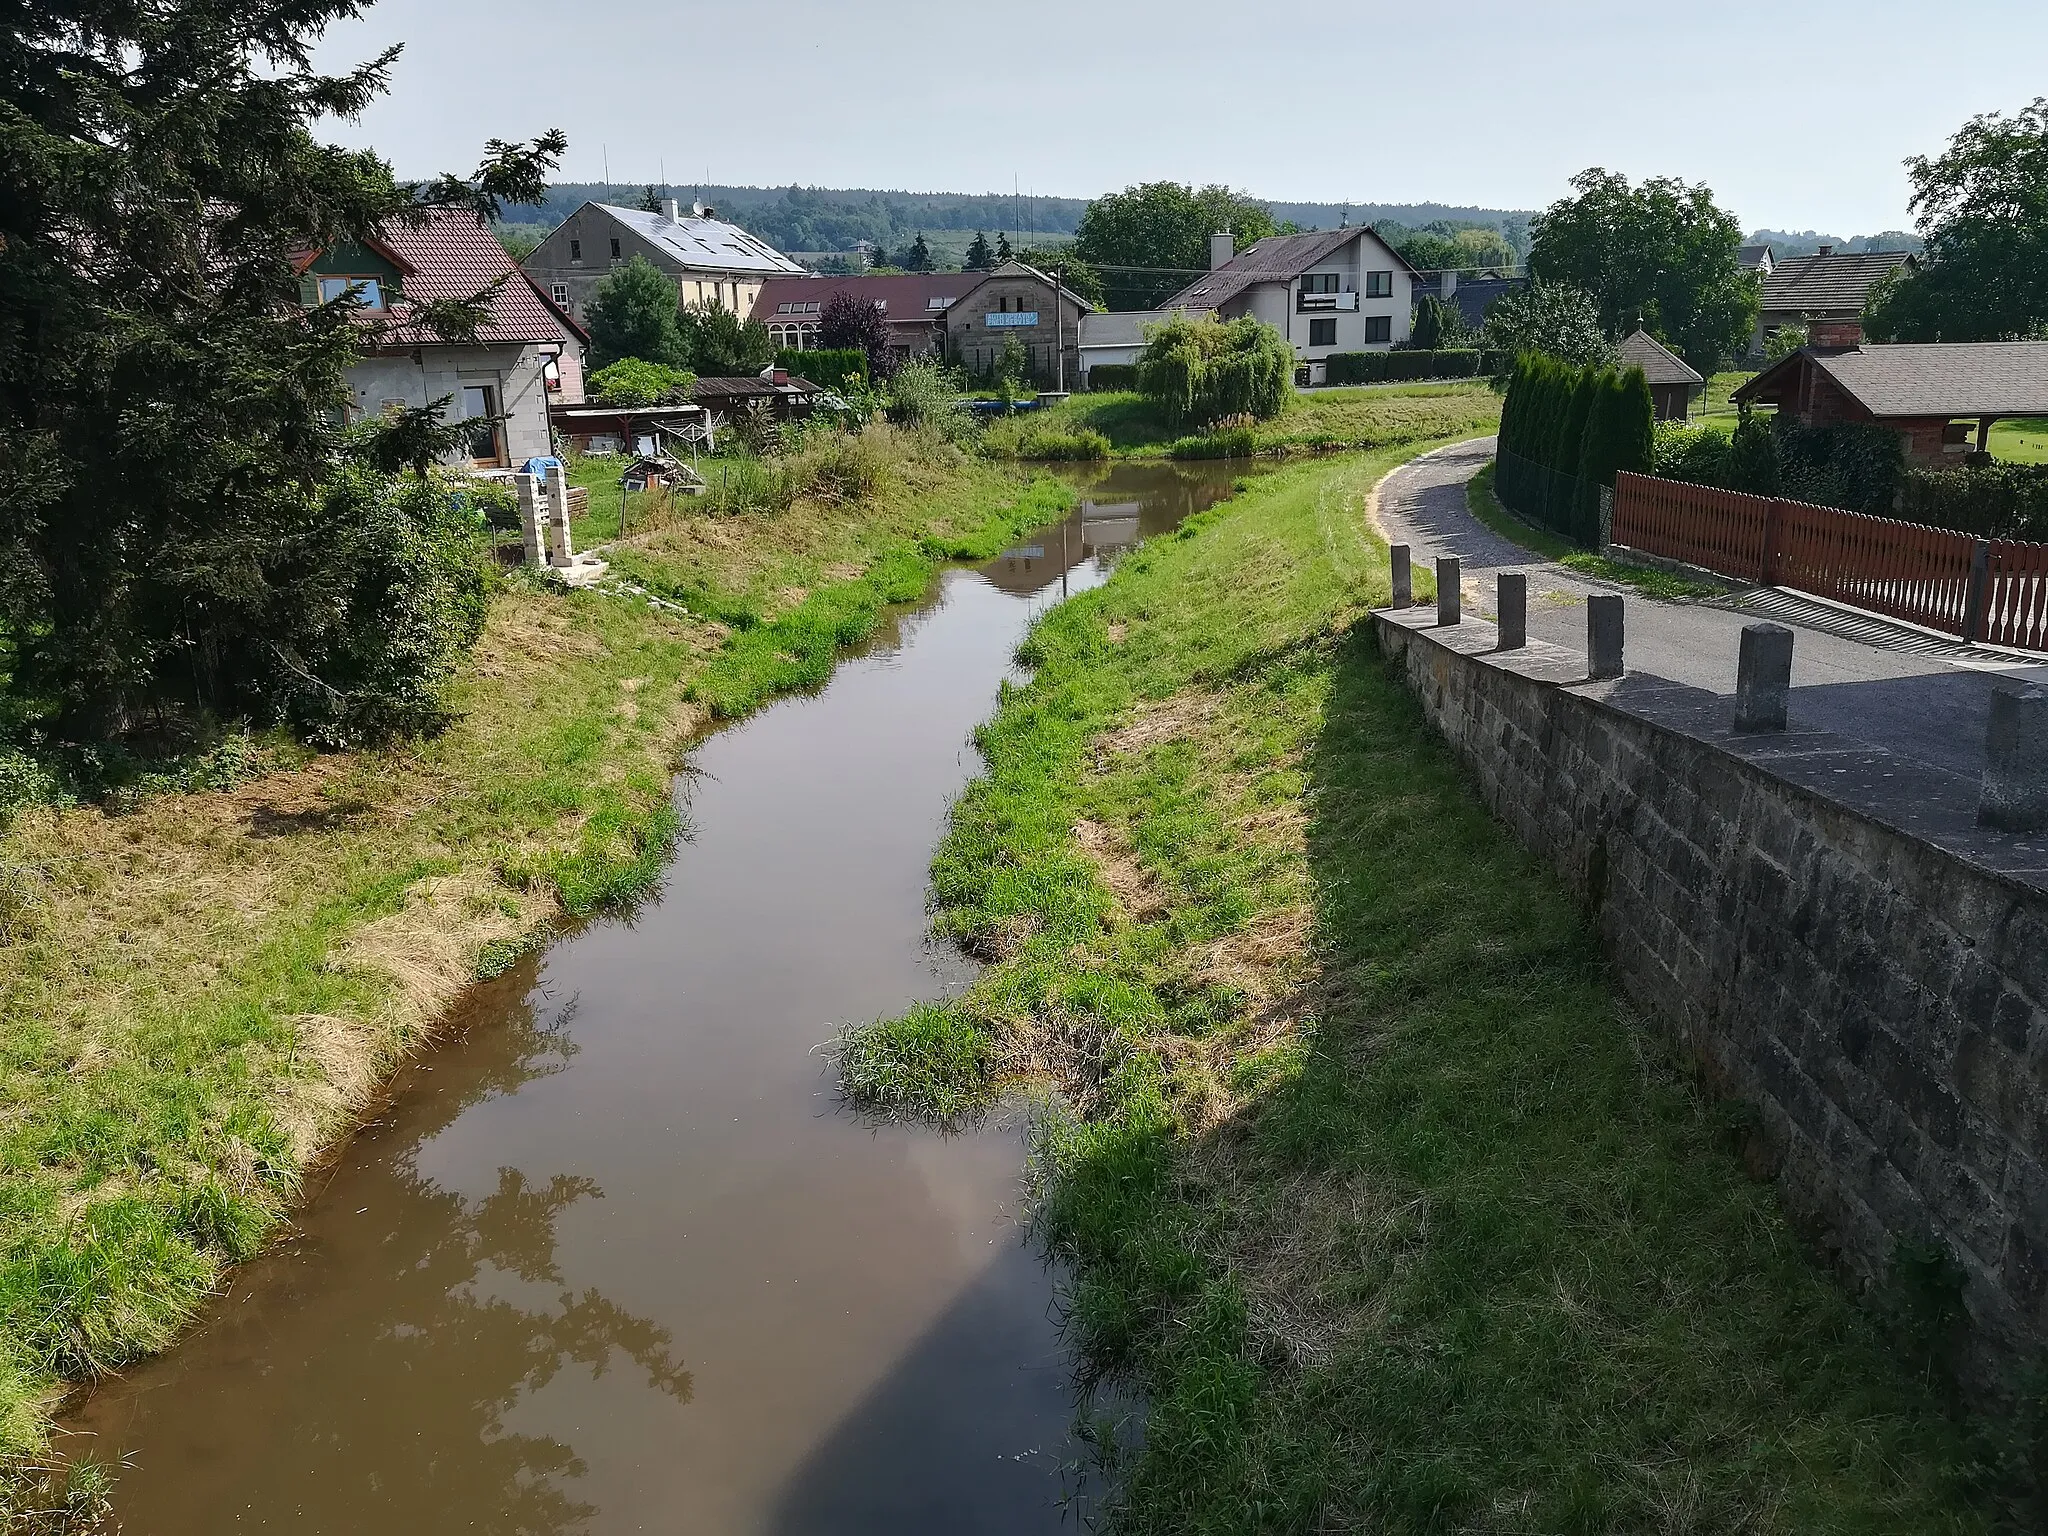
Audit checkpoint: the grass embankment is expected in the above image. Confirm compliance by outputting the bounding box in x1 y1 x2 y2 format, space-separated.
840 448 2003 1530
1465 460 1724 600
982 383 1500 462
0 425 1072 1475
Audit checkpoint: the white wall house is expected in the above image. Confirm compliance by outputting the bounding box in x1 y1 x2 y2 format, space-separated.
1160 227 1419 384
524 200 804 330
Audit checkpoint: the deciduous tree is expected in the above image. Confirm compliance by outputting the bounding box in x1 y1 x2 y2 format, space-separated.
1074 183 1279 309
1479 282 1613 386
1528 169 1756 372
586 257 687 369
677 300 775 376
1865 98 2048 342
820 292 893 377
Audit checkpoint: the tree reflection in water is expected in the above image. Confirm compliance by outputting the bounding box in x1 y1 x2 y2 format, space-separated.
77 968 692 1536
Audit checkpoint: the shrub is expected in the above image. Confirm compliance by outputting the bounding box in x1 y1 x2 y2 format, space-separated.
781 427 895 504
1087 364 1139 392
1764 324 1808 364
1136 313 1292 426
586 257 687 369
703 453 782 515
1324 349 1489 385
1898 461 2048 540
884 357 970 436
1168 426 1261 460
1011 427 1111 461
1652 421 1734 486
777 347 865 393
589 357 696 407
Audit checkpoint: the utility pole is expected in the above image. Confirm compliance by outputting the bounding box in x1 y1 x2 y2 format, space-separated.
1054 265 1066 395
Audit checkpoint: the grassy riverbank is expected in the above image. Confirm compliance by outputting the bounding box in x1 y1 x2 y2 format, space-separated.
981 383 1500 461
0 425 1071 1479
840 446 2006 1530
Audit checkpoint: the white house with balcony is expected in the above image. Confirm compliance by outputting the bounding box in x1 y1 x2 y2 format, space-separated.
1160 227 1420 385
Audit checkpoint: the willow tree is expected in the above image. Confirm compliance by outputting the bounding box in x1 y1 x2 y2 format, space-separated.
0 2 562 742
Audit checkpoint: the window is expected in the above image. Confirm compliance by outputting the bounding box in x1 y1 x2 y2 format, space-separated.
1363 315 1392 343
610 238 621 260
550 282 569 306
459 384 502 467
569 239 582 263
1301 273 1340 295
1309 318 1337 347
1365 270 1393 298
316 276 384 309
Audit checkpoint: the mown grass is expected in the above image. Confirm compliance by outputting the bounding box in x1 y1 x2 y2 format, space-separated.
838 448 2008 1530
1466 461 1724 600
982 383 1501 461
0 424 1073 1478
1990 417 2048 465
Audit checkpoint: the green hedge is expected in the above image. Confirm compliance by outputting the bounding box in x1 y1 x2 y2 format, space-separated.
1323 349 1496 385
1497 352 1653 546
1087 363 1138 392
776 347 865 393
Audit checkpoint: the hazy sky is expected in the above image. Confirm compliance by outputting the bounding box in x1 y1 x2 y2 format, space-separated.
311 0 2044 235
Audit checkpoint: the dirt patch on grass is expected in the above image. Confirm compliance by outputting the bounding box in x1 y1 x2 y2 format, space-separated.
1073 818 1166 920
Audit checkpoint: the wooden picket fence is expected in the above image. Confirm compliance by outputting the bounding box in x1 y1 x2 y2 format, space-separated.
1610 471 2048 652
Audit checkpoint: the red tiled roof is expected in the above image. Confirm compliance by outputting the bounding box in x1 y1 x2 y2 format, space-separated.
751 272 986 326
362 206 584 347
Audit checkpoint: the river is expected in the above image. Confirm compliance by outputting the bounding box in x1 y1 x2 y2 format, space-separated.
65 458 1256 1534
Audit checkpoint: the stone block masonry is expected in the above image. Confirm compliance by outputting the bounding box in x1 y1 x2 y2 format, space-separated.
1373 604 2048 1396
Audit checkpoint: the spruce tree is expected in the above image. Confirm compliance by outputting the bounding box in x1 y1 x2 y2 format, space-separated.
586 257 688 369
996 231 1014 263
904 232 934 272
0 1 564 740
1413 295 1447 350
963 231 995 271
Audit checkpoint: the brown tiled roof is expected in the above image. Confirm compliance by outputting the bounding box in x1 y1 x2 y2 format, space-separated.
751 272 984 326
1616 328 1703 387
1758 250 1914 318
365 207 584 346
1161 227 1416 313
1735 342 2048 418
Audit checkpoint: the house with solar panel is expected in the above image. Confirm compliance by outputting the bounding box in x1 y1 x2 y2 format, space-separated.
522 198 804 332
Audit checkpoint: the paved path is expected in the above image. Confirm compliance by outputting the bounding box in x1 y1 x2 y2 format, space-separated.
1376 438 2048 782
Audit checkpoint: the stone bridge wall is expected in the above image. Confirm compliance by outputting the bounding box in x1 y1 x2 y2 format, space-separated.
1371 607 2048 1391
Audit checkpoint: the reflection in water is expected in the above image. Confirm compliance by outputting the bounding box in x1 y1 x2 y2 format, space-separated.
67 459 1259 1534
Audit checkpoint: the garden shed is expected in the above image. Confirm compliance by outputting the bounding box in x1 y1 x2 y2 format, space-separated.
1616 329 1703 421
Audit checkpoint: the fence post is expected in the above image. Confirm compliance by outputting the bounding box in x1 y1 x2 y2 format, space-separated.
1962 539 1991 644
1587 594 1624 680
1390 544 1412 610
1436 557 1461 626
1979 686 2048 833
1496 572 1527 650
1598 485 1614 551
1760 499 1784 587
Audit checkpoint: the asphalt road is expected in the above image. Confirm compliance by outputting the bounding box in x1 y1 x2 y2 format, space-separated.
1376 438 2048 781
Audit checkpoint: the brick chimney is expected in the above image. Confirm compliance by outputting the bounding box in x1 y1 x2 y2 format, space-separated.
1210 231 1235 271
1816 243 1834 258
1808 318 1863 349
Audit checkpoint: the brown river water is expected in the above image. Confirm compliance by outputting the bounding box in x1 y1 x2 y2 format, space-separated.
64 459 1257 1535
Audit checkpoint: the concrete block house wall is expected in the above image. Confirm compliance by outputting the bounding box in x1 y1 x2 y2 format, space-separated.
302 209 586 470
524 200 803 330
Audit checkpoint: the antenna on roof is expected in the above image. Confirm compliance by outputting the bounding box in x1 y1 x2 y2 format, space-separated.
602 144 610 201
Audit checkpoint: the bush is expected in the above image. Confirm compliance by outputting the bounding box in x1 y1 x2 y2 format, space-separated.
1136 313 1292 426
1010 427 1111 461
884 357 971 437
1324 349 1490 385
1168 426 1261 460
1652 421 1734 486
1899 460 2048 540
589 357 696 407
777 347 865 393
781 427 896 505
1087 364 1139 392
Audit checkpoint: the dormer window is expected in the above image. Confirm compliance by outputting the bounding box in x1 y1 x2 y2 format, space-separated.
317 276 385 309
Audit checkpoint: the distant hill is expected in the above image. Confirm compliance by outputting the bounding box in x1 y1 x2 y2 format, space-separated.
506 183 1540 264
1749 229 1923 259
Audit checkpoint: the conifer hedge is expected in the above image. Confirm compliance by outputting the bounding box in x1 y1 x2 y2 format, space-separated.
1495 351 1654 545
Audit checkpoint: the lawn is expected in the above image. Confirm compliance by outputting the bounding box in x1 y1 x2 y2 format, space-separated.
839 447 2010 1530
1990 417 2048 464
0 425 1075 1493
980 382 1501 460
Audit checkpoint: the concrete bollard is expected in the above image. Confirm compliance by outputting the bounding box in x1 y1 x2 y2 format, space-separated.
1587 594 1624 680
515 473 546 567
545 472 575 568
1979 685 2048 833
1734 622 1794 732
1390 544 1412 610
1436 556 1461 626
1496 572 1527 650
